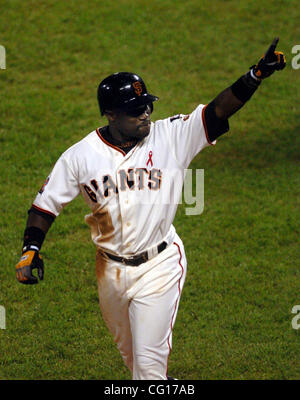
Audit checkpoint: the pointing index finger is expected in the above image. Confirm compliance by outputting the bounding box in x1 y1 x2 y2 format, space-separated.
264 37 279 59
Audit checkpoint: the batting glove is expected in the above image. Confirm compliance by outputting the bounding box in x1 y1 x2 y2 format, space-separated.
16 245 44 284
250 37 286 80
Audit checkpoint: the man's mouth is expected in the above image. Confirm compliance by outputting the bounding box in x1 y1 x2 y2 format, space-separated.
140 121 150 126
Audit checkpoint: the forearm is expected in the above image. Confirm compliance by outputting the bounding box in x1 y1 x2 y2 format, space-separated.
205 70 262 142
26 211 52 231
23 209 55 251
214 87 244 120
214 71 261 120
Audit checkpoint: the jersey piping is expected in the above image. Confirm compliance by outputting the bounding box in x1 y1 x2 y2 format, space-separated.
96 128 127 156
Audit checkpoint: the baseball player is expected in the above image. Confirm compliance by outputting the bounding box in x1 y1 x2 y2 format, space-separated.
16 38 285 380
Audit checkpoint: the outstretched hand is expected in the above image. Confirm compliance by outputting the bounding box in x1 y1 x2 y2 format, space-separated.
252 37 286 79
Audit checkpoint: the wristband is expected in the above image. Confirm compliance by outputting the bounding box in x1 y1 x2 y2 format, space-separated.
22 244 40 253
231 70 261 103
23 226 45 252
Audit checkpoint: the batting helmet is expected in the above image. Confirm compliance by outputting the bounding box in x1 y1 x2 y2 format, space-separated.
97 72 159 115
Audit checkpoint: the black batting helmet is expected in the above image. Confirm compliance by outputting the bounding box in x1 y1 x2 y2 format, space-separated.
97 72 159 115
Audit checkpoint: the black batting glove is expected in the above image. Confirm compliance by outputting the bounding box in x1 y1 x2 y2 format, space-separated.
16 245 44 284
250 37 286 80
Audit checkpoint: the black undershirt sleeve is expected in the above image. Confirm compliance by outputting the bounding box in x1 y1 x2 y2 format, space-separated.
204 101 230 143
28 206 56 224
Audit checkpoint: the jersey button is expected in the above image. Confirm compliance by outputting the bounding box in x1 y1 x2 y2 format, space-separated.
126 222 131 227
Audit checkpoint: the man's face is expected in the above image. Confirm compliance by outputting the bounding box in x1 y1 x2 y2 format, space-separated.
108 104 152 141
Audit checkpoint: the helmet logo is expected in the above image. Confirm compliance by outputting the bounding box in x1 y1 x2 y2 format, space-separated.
132 81 143 96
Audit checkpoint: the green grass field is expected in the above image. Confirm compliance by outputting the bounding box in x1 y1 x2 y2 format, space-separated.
1 0 299 380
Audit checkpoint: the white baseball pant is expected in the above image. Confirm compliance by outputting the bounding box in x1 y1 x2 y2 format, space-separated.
95 235 187 380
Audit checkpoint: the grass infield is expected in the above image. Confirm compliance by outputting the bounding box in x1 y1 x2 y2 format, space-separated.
0 0 299 380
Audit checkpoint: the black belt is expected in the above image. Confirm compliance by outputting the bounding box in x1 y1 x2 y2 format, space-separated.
104 241 168 266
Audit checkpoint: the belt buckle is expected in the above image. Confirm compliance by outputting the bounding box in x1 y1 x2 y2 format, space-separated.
122 253 148 266
123 256 136 265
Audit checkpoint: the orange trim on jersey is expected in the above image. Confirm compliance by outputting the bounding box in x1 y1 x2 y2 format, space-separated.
166 241 185 379
96 128 126 157
32 204 56 218
201 104 215 146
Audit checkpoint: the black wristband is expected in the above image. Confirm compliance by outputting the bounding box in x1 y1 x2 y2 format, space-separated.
23 226 45 251
231 70 261 103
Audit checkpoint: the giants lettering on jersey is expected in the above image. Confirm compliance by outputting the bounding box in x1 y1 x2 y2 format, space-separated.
32 104 212 254
83 168 162 203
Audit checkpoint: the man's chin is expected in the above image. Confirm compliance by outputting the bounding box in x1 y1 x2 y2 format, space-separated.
136 124 151 138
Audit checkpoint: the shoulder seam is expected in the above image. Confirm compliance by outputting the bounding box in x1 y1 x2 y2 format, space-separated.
162 119 186 170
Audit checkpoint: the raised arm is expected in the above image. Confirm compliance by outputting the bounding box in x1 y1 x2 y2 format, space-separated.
205 37 286 142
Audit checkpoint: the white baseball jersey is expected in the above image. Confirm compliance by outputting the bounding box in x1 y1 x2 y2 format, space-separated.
33 104 214 256
32 102 216 380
